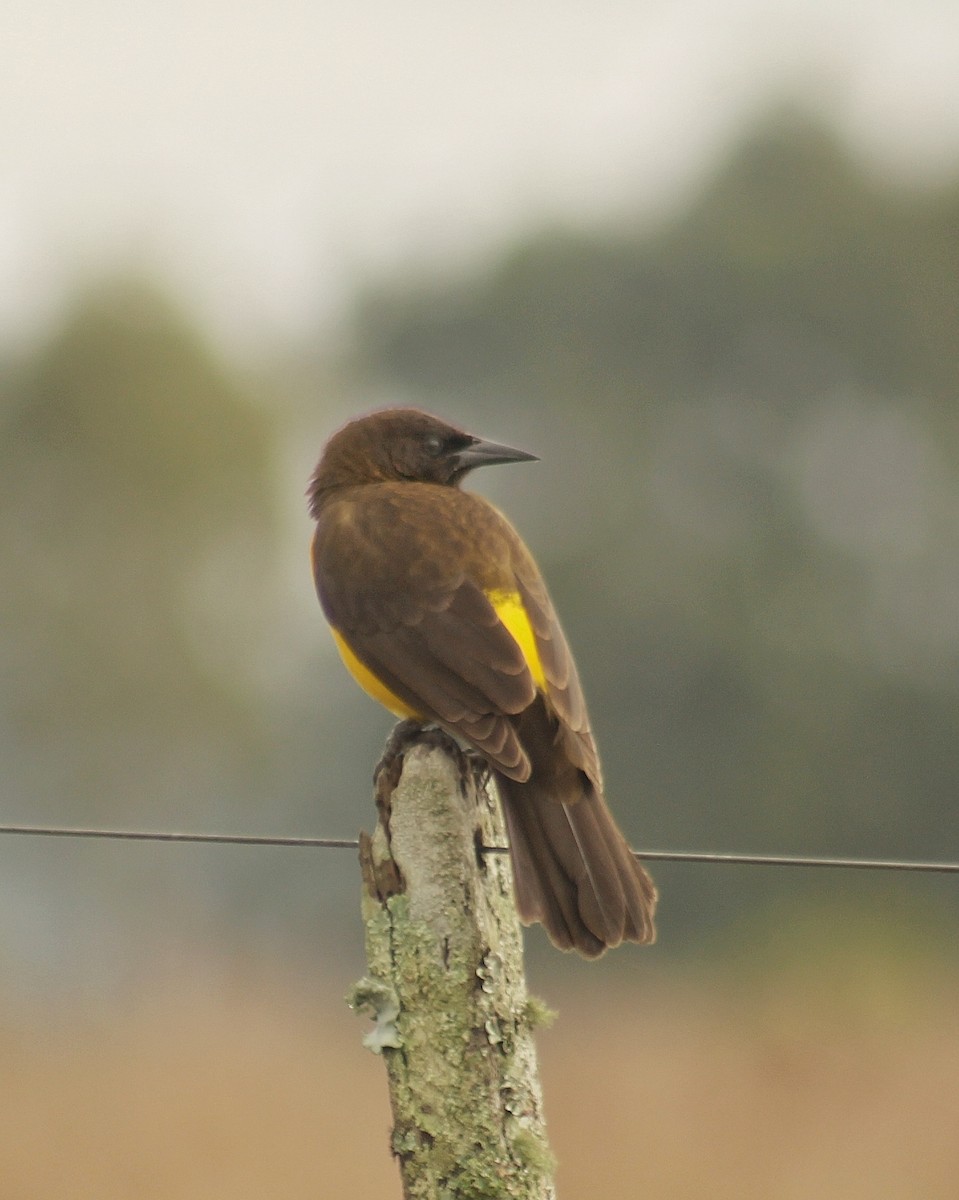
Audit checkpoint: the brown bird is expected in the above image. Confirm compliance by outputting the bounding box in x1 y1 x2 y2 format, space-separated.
307 408 657 957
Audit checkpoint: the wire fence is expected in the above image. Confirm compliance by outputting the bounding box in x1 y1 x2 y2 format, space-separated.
0 823 956 873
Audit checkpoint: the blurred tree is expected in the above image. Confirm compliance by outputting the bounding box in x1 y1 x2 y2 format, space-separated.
0 277 279 822
355 111 959 415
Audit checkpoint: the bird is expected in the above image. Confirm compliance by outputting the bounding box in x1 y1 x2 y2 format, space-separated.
307 407 657 957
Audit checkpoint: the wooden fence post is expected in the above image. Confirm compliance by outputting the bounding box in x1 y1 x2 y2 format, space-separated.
349 728 557 1200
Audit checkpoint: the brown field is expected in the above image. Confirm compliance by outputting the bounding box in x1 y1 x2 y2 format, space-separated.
1 950 956 1199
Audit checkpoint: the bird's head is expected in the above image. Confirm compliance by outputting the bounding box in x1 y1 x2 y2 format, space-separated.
308 408 537 515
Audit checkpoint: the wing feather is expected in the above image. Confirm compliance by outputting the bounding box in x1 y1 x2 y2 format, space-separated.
313 485 540 780
512 551 602 789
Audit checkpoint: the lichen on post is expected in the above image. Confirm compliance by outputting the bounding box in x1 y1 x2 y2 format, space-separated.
350 727 556 1200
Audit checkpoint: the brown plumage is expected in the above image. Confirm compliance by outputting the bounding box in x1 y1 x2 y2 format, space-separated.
308 408 657 956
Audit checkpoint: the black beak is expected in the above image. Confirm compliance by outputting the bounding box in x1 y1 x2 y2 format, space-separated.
453 435 539 472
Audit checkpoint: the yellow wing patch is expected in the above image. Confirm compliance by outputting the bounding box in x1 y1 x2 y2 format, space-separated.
487 589 547 690
330 628 422 719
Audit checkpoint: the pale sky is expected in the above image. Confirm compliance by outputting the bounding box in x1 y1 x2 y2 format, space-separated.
4 0 959 353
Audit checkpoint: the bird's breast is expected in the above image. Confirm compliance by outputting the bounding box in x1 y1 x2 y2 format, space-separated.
329 627 422 719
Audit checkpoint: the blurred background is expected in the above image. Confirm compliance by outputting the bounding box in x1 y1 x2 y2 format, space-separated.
3 1 959 1194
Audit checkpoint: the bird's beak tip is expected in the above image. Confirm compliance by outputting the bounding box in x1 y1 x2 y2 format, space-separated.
457 437 539 470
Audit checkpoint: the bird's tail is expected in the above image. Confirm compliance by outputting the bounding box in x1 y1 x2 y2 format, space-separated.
496 775 657 957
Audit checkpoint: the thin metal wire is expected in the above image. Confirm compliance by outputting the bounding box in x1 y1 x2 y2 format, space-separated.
632 849 959 873
0 825 357 849
0 823 956 873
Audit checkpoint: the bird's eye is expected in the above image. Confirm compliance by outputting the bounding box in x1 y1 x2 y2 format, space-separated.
424 435 444 456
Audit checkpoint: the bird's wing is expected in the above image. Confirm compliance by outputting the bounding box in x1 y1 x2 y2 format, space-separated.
313 486 540 780
510 546 603 790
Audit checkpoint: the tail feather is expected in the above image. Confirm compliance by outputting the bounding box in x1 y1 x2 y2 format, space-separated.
497 774 657 957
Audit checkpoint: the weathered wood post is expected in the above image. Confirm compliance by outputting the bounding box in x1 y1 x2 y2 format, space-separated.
349 728 556 1200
